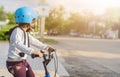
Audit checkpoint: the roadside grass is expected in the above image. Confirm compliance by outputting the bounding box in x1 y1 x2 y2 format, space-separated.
43 38 58 44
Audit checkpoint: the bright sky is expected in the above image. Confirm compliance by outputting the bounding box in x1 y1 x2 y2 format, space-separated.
51 0 120 15
0 0 120 15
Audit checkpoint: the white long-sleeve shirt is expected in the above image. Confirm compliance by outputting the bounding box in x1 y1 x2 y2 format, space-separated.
7 27 47 61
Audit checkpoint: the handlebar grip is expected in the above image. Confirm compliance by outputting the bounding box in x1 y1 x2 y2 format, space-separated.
31 54 39 58
31 50 44 59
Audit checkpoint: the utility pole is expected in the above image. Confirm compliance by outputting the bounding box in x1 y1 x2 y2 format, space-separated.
39 16 45 41
36 0 49 41
39 0 46 41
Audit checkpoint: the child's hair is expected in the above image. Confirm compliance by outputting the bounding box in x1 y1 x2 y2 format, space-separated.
18 23 30 27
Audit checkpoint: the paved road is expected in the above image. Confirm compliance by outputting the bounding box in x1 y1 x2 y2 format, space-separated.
47 36 120 77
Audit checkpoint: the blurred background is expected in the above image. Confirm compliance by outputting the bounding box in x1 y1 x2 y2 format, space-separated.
1 1 120 77
0 0 120 41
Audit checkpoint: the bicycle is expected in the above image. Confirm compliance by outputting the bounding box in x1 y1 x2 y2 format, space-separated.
31 48 58 77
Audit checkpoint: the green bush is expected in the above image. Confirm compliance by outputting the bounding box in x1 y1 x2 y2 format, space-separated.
0 31 9 41
0 24 15 41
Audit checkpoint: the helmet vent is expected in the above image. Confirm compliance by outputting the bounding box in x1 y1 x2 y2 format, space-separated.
22 15 24 17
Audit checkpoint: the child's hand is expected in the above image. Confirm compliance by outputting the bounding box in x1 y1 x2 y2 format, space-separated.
45 45 55 52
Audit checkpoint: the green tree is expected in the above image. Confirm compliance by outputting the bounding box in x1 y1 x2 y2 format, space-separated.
6 12 15 24
0 6 6 21
67 12 87 34
46 5 66 34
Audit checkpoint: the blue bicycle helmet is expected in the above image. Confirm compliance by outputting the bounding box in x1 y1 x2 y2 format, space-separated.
15 6 38 23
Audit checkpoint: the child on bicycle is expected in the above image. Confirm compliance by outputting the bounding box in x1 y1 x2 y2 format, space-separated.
6 6 52 77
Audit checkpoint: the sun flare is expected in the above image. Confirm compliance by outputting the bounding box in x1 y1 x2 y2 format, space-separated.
58 0 120 15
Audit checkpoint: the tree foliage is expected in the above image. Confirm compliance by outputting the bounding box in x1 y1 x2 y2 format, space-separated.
46 5 66 34
6 12 15 24
0 6 6 21
0 6 15 24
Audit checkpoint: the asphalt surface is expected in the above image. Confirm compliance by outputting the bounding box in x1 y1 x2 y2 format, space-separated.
48 36 120 77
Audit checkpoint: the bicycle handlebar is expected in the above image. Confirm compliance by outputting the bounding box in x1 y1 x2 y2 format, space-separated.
31 48 55 59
